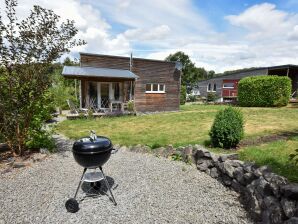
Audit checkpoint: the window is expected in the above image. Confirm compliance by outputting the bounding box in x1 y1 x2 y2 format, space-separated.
207 83 211 92
223 83 234 89
145 84 166 93
213 84 217 92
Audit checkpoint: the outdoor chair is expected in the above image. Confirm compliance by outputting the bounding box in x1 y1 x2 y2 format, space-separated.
66 99 88 115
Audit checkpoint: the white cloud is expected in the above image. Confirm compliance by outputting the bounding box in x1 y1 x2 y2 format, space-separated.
0 0 132 57
123 25 171 41
1 1 298 73
225 3 298 40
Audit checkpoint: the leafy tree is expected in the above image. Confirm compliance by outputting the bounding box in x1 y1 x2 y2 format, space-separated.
49 58 79 114
0 0 85 156
165 51 207 92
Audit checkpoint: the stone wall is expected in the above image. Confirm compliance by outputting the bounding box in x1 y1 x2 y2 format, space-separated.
118 144 298 224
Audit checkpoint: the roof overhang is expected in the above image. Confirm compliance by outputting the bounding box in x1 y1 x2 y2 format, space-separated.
62 66 139 80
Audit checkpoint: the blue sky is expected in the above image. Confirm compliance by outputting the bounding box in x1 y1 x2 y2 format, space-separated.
1 0 298 72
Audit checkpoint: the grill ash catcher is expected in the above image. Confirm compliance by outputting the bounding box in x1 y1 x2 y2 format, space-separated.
65 131 118 213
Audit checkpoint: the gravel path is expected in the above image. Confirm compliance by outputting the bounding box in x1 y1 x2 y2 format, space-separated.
0 138 253 224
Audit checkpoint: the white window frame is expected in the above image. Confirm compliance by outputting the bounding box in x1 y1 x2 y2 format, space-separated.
207 83 216 92
223 83 234 89
145 83 166 93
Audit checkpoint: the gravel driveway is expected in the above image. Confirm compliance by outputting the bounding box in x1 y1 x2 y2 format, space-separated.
0 138 253 224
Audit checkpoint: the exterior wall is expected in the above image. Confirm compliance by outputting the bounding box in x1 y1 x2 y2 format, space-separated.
222 79 239 98
80 53 181 112
196 68 268 100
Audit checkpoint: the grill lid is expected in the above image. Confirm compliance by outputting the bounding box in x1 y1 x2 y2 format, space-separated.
73 136 112 154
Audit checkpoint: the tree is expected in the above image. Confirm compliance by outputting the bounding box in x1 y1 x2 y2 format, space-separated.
0 0 85 156
165 51 207 92
49 58 79 114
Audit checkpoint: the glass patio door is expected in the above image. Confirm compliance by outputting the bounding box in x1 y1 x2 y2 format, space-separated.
100 83 109 108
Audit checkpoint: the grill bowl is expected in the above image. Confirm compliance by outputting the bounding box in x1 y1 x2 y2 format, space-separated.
72 136 113 168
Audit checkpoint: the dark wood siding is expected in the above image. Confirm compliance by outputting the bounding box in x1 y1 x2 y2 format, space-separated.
80 54 181 112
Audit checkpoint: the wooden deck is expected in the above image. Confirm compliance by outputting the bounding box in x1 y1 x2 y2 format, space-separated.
66 111 136 120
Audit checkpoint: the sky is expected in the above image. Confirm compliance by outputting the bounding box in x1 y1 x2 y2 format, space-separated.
0 0 298 72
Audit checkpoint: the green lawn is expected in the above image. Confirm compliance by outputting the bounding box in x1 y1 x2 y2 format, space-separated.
56 104 298 181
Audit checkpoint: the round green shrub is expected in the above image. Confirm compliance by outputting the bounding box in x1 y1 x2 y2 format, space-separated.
209 107 244 149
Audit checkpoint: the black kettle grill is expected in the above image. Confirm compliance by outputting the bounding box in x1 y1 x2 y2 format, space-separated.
65 131 117 213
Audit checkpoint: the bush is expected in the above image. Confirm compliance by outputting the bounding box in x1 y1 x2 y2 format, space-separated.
238 76 291 107
127 100 135 112
180 85 187 105
209 107 244 149
187 94 197 102
206 92 218 102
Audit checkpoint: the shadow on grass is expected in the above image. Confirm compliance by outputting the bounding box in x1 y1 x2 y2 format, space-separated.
240 129 298 147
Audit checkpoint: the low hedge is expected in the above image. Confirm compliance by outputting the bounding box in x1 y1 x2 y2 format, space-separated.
238 75 291 107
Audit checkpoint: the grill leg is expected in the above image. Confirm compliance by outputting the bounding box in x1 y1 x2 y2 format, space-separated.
100 167 117 206
74 168 87 199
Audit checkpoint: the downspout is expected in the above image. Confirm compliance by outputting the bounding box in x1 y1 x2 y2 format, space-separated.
287 67 290 77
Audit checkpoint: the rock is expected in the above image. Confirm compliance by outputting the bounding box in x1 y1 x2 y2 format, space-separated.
210 167 219 178
222 175 232 186
233 167 245 185
265 173 288 198
229 160 245 167
219 153 239 162
283 217 298 224
281 198 297 218
210 153 219 163
40 148 50 155
195 148 211 159
261 196 284 224
206 169 211 176
231 179 243 193
243 162 257 173
254 166 272 177
154 147 166 156
243 172 256 185
282 184 298 200
222 160 236 178
249 177 273 198
13 162 30 168
31 154 47 163
196 160 209 172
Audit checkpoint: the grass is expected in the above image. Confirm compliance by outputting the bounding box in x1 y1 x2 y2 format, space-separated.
239 136 298 183
56 104 298 181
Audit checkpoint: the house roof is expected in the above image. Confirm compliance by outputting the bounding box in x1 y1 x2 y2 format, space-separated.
62 66 139 79
198 64 298 83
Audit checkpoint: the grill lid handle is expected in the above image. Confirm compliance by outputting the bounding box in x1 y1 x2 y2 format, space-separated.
89 130 97 142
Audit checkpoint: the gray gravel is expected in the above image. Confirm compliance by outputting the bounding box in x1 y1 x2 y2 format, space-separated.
0 138 253 224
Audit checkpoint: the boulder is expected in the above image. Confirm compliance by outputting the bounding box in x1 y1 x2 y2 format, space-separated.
281 198 297 218
210 167 219 178
219 153 239 162
222 175 232 186
229 160 245 167
265 173 288 198
261 196 284 224
283 217 298 224
196 159 213 172
195 148 211 159
233 167 245 185
222 160 236 178
243 172 256 185
254 165 272 177
243 162 257 173
281 184 298 200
